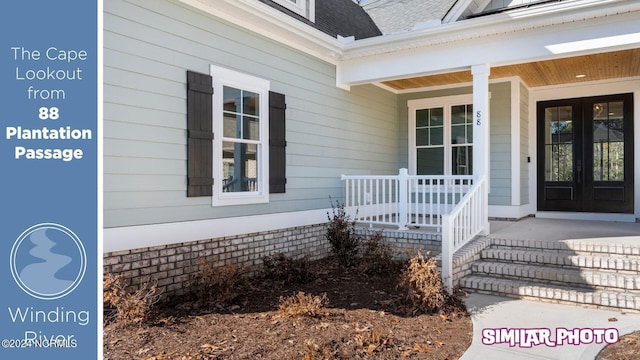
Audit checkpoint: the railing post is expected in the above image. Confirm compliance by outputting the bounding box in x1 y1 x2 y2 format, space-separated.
398 168 409 230
441 213 453 292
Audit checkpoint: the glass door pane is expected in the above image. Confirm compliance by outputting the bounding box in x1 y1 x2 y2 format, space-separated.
592 101 624 181
544 106 573 182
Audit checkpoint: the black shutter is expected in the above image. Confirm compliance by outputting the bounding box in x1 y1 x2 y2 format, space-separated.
269 91 286 194
186 70 214 197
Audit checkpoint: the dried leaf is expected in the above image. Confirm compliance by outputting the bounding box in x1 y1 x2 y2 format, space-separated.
409 343 433 353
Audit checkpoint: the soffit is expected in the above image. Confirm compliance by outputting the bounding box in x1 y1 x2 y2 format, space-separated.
381 48 640 91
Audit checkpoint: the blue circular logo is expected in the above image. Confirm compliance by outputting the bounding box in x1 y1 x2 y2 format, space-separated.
10 223 87 300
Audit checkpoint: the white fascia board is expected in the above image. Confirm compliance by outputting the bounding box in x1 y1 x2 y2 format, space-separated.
337 7 640 87
177 0 343 64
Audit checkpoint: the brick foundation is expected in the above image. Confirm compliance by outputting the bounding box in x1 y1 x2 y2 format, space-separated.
103 223 330 297
103 223 447 299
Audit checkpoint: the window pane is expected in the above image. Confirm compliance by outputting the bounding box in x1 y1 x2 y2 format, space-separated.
545 144 573 181
451 105 470 125
451 124 470 144
416 109 429 127
593 101 624 181
416 128 429 146
544 106 573 182
244 116 260 140
222 141 258 192
430 108 443 126
417 147 444 175
223 113 239 138
452 145 472 175
430 127 443 145
243 91 259 116
223 86 241 113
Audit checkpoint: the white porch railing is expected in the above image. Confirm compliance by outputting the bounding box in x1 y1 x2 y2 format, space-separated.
341 169 474 231
441 176 488 291
341 168 488 292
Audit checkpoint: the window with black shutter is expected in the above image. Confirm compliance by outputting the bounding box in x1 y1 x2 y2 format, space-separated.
269 91 287 193
186 67 286 203
186 70 213 197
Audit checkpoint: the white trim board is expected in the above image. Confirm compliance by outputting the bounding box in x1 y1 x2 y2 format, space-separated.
103 209 330 253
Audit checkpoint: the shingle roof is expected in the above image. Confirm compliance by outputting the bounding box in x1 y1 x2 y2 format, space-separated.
259 0 382 40
363 0 458 34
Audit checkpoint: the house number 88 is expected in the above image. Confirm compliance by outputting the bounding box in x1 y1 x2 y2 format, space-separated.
476 110 481 126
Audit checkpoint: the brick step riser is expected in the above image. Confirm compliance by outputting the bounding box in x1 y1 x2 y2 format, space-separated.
488 239 640 256
480 250 640 272
459 276 640 311
488 245 640 259
470 263 640 290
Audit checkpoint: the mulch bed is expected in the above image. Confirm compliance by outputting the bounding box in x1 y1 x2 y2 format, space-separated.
596 331 640 360
104 256 472 359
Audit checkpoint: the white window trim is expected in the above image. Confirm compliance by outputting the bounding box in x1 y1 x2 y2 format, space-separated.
210 64 270 206
273 0 315 22
408 94 474 176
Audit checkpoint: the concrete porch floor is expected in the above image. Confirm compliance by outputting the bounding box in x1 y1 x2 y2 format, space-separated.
487 217 640 242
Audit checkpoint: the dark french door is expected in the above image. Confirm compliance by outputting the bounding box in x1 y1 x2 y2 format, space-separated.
537 93 634 213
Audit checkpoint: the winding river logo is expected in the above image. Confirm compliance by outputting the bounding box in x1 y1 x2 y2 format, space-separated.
10 223 86 300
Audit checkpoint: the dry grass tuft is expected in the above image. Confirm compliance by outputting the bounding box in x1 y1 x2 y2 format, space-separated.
353 327 396 355
302 338 334 360
398 251 448 313
277 291 329 318
103 273 160 327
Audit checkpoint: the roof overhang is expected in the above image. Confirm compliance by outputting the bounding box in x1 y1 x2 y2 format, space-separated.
336 0 640 89
177 0 345 64
177 0 640 91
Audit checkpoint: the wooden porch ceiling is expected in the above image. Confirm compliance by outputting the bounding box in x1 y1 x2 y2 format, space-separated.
381 48 640 91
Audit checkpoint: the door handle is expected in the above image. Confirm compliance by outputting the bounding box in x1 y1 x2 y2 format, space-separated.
576 160 582 183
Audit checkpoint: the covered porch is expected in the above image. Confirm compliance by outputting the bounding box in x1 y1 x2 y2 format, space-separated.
336 1 640 294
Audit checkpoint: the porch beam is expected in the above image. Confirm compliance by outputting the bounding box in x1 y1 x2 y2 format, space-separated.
472 64 491 236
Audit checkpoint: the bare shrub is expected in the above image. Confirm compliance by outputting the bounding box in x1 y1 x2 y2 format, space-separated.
398 251 448 313
189 258 248 305
360 230 395 275
277 291 329 318
103 273 160 327
326 198 362 267
262 252 315 284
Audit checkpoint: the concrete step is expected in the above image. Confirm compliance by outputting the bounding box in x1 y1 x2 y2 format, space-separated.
471 261 640 290
480 248 640 271
459 275 640 311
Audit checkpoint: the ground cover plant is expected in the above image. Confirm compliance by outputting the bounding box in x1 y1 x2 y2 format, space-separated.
104 251 472 359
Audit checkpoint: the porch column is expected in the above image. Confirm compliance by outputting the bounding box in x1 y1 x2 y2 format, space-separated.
472 63 490 235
